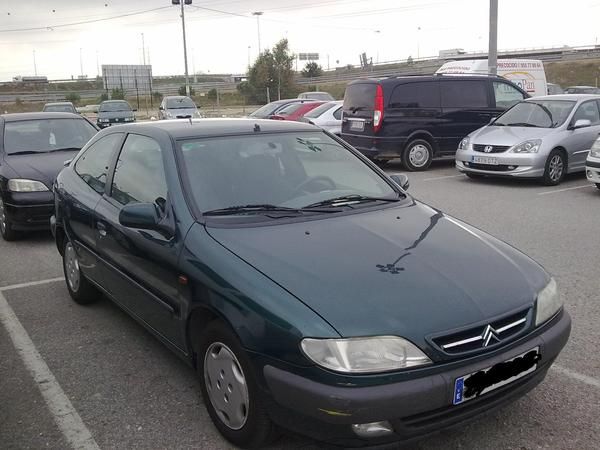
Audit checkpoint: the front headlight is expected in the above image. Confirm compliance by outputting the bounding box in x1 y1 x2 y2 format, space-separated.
458 137 470 150
510 139 542 153
8 179 49 192
301 336 432 373
535 278 562 326
590 136 600 158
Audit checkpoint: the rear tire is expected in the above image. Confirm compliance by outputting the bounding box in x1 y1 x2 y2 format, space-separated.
542 149 566 186
402 139 433 171
0 197 20 241
596 183 600 190
197 320 277 449
63 239 101 305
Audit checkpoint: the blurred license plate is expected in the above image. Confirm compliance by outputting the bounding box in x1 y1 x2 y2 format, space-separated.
453 347 540 405
349 120 364 131
472 156 498 165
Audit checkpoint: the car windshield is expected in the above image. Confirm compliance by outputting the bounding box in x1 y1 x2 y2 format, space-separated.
166 97 196 109
493 100 576 128
99 102 131 112
249 102 288 118
44 105 74 112
3 118 97 155
304 102 337 118
178 131 399 215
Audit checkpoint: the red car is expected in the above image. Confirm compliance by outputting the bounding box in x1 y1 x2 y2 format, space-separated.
270 101 325 121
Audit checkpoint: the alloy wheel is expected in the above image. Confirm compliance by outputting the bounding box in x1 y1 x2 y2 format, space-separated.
64 242 81 292
549 154 564 182
204 342 250 430
0 198 6 234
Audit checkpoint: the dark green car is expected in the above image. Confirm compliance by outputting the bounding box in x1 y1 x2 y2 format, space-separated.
51 119 570 448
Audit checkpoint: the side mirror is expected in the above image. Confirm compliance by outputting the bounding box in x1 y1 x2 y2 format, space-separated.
158 106 164 110
132 108 138 112
571 119 591 130
119 203 163 231
389 173 410 191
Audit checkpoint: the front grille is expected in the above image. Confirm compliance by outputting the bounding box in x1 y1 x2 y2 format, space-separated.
473 144 510 153
433 309 530 355
465 162 517 172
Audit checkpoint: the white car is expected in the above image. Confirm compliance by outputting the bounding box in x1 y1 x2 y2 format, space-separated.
301 100 343 135
586 136 600 190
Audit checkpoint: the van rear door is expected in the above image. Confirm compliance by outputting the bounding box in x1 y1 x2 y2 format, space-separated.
342 82 377 136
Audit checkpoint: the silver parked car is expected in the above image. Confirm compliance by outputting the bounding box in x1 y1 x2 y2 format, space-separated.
585 135 600 189
456 95 600 185
158 96 201 120
298 91 335 101
300 100 343 135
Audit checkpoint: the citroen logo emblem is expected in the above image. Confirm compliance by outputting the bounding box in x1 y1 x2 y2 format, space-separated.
481 324 501 347
484 145 493 153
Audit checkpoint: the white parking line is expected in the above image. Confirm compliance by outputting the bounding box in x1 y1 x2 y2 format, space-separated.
551 365 600 389
0 289 99 450
423 174 464 181
537 185 593 196
0 277 64 292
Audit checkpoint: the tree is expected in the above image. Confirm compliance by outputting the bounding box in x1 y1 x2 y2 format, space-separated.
302 62 323 78
244 38 296 103
152 91 163 102
178 85 195 96
98 93 109 103
65 92 81 103
207 88 218 101
111 88 125 100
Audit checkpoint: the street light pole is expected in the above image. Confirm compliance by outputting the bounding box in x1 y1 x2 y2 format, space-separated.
488 0 498 76
79 48 84 78
141 33 146 66
417 27 421 59
33 50 37 76
173 0 191 96
252 12 263 54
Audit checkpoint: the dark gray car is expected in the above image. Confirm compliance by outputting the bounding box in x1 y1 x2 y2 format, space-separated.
96 100 136 129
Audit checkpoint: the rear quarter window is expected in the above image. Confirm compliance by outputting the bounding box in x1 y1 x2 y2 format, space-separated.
343 83 377 110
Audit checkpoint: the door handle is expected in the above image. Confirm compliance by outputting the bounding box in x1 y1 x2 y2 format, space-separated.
97 221 107 238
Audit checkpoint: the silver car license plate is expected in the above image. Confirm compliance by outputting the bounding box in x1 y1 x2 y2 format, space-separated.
349 120 364 132
453 347 540 405
472 156 498 165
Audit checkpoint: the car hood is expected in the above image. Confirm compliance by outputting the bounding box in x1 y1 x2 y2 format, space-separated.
97 111 134 119
165 108 198 117
471 125 555 145
206 202 549 344
4 150 79 187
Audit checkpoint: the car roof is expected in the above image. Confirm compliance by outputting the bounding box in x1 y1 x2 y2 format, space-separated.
100 100 129 104
105 118 318 140
348 74 507 86
164 95 190 100
44 102 74 106
300 91 330 94
526 94 600 101
0 112 84 122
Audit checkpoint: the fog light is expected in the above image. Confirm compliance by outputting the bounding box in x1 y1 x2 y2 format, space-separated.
587 170 593 178
507 165 515 170
351 421 394 438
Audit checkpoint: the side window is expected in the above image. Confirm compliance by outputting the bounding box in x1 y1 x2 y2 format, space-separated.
440 81 488 108
389 82 440 108
74 134 122 194
572 101 600 125
493 82 525 109
111 134 168 209
333 107 342 120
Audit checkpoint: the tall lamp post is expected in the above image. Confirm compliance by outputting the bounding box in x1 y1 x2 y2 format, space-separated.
172 0 192 96
252 11 263 54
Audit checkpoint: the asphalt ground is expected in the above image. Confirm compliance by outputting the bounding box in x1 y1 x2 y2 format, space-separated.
1 160 599 449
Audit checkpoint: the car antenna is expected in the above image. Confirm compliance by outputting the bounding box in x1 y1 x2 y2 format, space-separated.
254 123 261 132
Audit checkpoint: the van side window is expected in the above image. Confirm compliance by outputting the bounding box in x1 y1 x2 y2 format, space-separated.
441 81 488 108
389 82 440 108
493 82 525 109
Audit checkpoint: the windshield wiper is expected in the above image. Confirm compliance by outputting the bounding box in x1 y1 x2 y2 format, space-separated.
505 122 540 127
349 106 366 112
304 194 401 209
203 204 340 216
7 150 49 155
50 147 82 152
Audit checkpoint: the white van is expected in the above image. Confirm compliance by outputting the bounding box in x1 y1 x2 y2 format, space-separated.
436 59 548 97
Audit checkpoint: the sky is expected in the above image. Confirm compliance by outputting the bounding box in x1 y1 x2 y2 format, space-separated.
1 0 599 81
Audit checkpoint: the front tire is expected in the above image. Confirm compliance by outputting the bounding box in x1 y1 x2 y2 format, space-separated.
596 183 600 190
402 139 433 171
63 239 100 304
542 150 566 186
0 198 20 241
197 320 276 449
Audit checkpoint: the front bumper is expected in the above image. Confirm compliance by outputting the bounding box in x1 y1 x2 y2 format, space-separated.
456 148 545 178
585 157 600 184
263 310 570 446
3 191 54 230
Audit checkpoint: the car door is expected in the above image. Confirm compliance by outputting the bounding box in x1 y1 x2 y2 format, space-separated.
94 133 185 349
67 133 124 282
438 79 492 152
565 100 600 170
